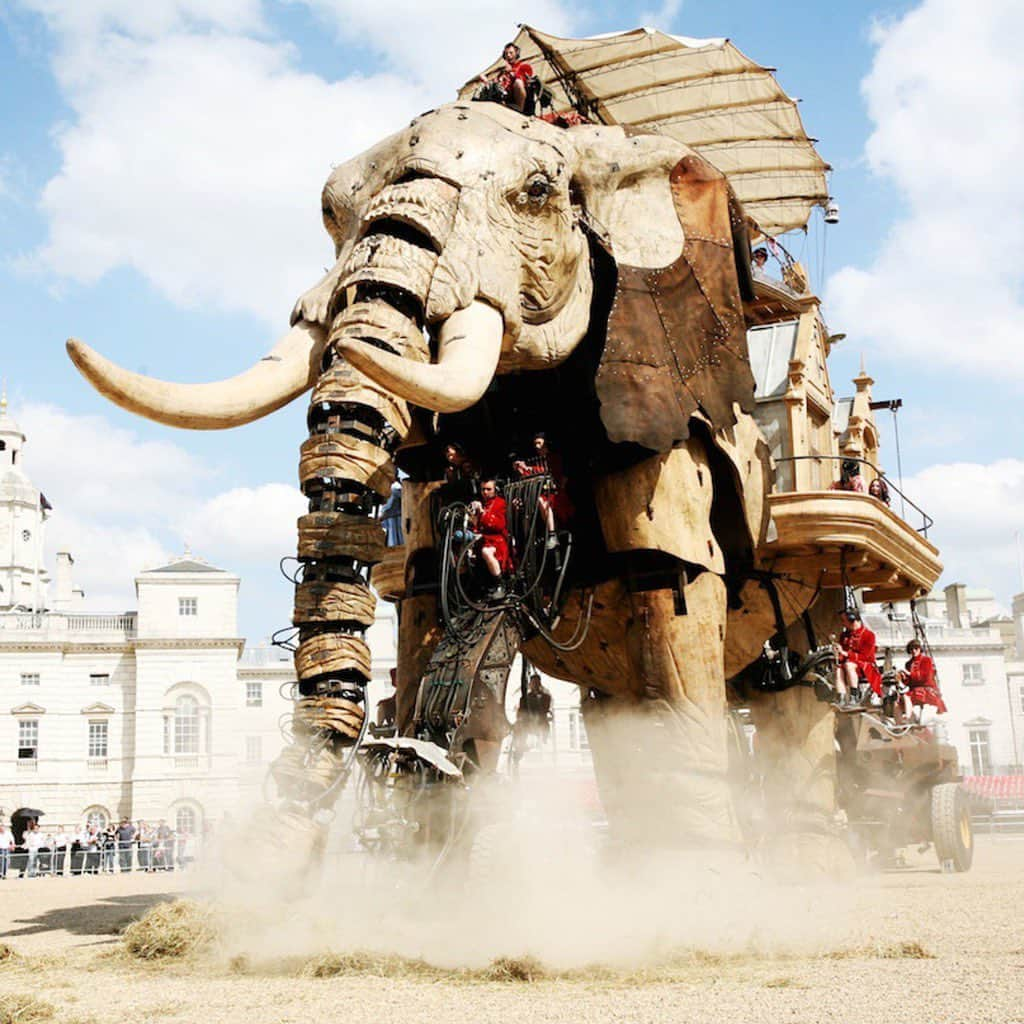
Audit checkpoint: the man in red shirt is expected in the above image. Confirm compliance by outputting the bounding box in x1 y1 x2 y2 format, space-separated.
471 478 511 598
478 43 534 112
834 609 882 707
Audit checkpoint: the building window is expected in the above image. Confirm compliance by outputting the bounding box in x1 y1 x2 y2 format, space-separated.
84 806 109 830
246 682 263 707
175 805 198 836
178 597 197 617
566 709 590 751
969 728 992 776
962 663 984 685
18 719 39 760
245 736 262 763
88 720 109 758
20 673 40 687
174 696 200 754
90 673 110 686
1019 685 1024 715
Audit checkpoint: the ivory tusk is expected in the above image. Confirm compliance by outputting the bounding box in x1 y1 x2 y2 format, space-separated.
66 321 327 430
335 301 503 414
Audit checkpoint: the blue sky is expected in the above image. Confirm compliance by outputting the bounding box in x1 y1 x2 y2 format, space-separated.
1 0 1022 641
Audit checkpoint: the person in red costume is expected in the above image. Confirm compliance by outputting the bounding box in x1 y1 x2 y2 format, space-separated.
512 431 573 550
900 638 947 717
470 478 511 599
834 609 881 707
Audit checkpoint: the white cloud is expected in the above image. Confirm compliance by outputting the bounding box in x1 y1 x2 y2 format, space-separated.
183 482 305 561
14 401 299 613
294 0 574 89
638 0 684 30
904 458 1024 602
826 0 1024 381
15 1 431 326
19 402 210 522
19 0 265 40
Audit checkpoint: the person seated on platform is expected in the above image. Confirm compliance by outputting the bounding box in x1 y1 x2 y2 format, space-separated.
469 478 511 599
442 441 479 504
900 638 947 719
752 247 769 273
833 608 882 708
476 42 534 113
831 458 867 493
868 476 891 506
518 672 553 743
512 431 573 550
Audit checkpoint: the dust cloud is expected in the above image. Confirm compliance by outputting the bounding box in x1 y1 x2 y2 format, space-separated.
189 747 862 973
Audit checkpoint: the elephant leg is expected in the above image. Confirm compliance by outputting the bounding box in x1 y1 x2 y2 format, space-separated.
747 591 856 878
395 593 443 733
584 572 739 848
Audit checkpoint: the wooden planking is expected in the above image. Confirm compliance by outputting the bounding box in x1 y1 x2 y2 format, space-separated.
296 511 387 564
292 578 377 627
294 632 372 682
298 435 395 498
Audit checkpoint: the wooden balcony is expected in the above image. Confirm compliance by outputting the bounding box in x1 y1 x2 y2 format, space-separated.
744 269 818 327
762 491 942 602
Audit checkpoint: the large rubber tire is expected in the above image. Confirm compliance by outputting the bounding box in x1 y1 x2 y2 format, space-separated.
931 783 973 873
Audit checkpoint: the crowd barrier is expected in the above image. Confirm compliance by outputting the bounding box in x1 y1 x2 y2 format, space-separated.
0 840 199 879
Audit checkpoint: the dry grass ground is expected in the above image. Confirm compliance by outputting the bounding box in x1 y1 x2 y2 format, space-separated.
1 837 1023 1024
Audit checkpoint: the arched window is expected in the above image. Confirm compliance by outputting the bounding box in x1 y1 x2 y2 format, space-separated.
162 684 211 758
174 696 199 754
84 806 109 830
174 804 199 836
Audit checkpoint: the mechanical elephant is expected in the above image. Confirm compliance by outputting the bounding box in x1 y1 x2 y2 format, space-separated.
68 101 831 849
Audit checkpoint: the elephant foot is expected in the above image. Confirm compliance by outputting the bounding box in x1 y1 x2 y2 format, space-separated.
584 694 741 850
759 826 858 883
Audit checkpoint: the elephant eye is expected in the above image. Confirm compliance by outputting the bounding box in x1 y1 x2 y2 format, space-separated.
526 177 551 200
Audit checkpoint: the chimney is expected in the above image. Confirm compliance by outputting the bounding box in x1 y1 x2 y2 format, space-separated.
1013 593 1024 660
53 552 74 611
944 582 968 629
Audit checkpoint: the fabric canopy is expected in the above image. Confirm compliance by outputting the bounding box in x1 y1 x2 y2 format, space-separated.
459 26 830 236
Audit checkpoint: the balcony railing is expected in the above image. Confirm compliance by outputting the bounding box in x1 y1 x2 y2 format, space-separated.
772 455 933 535
0 611 138 640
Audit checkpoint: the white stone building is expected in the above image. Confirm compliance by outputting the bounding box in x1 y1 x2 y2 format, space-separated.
0 398 396 833
865 582 1024 777
0 550 400 835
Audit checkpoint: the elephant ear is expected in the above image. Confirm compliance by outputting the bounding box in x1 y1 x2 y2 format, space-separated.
584 136 757 454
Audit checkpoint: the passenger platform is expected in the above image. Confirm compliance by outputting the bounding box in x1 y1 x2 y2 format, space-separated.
763 490 941 603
